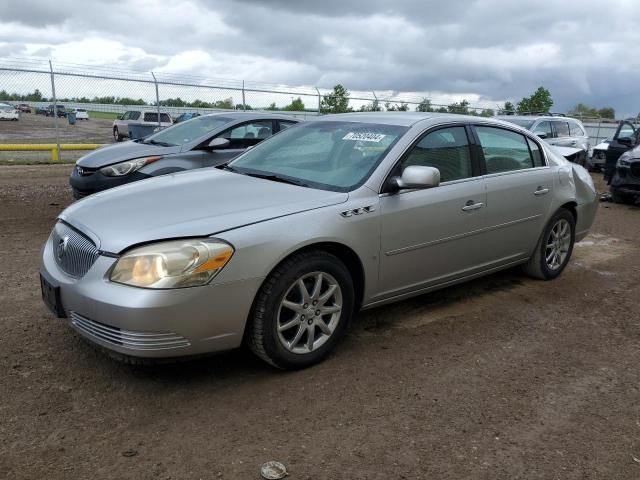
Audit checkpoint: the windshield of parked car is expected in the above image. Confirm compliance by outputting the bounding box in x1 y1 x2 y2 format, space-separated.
502 118 535 130
143 115 233 147
229 121 408 191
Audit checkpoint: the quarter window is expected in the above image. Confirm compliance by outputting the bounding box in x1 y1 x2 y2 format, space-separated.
475 126 534 173
552 121 570 138
401 126 473 182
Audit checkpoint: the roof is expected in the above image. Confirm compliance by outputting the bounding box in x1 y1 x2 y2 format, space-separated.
496 115 582 122
315 111 480 126
202 111 301 120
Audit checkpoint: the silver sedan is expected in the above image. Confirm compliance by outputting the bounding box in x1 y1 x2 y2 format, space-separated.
40 113 598 369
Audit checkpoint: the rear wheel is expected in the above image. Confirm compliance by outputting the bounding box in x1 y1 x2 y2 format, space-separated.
523 208 575 280
247 250 354 369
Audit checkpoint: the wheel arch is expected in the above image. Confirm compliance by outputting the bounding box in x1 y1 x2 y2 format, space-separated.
559 201 577 222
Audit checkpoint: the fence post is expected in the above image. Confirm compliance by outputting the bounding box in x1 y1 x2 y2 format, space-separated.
151 72 160 128
372 91 378 111
315 87 321 115
48 60 61 162
242 80 246 111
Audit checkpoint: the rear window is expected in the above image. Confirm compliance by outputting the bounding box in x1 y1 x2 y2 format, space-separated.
143 112 171 123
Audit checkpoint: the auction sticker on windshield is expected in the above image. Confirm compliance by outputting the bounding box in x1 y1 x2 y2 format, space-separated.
342 132 386 142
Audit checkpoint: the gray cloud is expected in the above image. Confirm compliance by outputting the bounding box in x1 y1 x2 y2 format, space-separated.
1 0 639 116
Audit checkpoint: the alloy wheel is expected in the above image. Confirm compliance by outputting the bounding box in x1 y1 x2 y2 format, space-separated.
276 271 343 354
545 218 571 270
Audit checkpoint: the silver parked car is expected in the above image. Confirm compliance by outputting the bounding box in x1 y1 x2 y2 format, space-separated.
40 113 598 369
498 115 590 164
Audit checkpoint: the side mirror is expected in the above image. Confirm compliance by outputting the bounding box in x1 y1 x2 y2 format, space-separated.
208 138 231 150
618 136 633 147
533 131 548 139
391 166 440 191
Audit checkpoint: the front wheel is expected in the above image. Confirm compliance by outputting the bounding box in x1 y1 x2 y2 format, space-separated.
247 250 354 369
113 127 122 142
523 208 575 280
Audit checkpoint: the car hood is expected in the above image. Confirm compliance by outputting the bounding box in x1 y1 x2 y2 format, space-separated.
76 141 181 169
60 168 349 253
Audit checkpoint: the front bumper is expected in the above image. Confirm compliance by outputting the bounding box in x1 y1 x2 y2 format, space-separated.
69 165 151 198
40 235 264 359
610 165 640 198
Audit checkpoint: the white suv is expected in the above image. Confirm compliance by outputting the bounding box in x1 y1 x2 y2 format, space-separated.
112 110 173 141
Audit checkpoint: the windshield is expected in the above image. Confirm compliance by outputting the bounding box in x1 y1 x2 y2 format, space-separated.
229 121 408 192
502 118 535 130
143 115 232 147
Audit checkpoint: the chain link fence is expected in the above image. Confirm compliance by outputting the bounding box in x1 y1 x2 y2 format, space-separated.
0 57 630 162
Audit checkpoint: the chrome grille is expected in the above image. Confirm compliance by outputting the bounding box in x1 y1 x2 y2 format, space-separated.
51 222 100 278
70 312 191 351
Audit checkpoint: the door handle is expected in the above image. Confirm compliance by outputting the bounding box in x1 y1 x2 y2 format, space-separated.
462 201 484 211
570 140 577 145
534 187 550 196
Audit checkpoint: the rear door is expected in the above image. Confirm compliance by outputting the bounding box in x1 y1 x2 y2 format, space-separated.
473 125 554 264
606 121 637 179
202 120 276 166
550 120 573 147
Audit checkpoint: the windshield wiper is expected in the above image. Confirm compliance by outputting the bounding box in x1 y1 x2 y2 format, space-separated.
243 171 309 188
143 139 174 147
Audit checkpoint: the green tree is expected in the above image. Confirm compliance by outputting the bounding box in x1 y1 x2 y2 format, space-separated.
265 102 279 111
416 98 433 112
597 107 615 119
385 102 409 111
501 101 515 115
359 100 381 112
235 103 252 110
283 97 305 111
447 99 470 114
320 84 351 114
517 87 553 114
435 106 448 113
213 97 234 109
479 108 495 117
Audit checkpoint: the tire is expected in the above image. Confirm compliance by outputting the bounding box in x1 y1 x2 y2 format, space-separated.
113 127 122 142
247 250 354 369
523 208 575 280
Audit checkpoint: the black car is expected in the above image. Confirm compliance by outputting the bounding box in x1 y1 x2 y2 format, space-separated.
604 120 640 203
70 112 300 199
45 105 67 117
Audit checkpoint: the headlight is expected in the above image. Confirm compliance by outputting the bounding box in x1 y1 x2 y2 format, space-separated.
100 156 161 177
617 158 631 167
110 238 234 289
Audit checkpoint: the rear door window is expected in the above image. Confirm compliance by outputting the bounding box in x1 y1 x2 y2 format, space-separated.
475 126 535 174
552 121 570 138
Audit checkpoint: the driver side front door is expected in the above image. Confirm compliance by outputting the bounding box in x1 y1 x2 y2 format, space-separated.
375 125 488 302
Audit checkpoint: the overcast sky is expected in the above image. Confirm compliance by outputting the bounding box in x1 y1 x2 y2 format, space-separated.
1 0 639 115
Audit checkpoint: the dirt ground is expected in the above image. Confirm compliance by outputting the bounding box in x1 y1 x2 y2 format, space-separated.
0 113 114 163
0 166 639 479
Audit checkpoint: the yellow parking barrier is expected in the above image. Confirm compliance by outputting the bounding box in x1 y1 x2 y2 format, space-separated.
0 144 104 161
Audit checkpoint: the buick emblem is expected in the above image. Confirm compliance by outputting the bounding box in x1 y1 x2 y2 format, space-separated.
57 236 69 261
